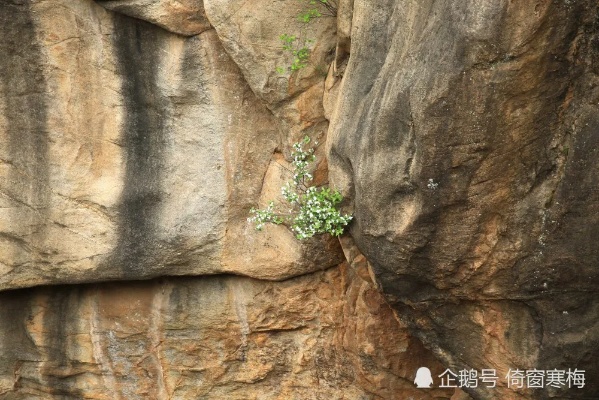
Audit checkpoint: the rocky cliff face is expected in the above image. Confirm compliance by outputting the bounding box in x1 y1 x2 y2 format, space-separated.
0 0 453 399
327 1 599 399
0 260 457 399
0 0 597 399
0 0 342 288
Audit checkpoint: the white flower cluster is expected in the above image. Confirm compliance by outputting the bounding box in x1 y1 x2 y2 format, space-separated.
291 137 315 185
248 136 352 240
291 186 353 240
282 182 299 204
248 201 282 231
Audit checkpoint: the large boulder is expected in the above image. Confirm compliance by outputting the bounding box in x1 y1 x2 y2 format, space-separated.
204 0 337 105
0 0 341 290
327 1 599 398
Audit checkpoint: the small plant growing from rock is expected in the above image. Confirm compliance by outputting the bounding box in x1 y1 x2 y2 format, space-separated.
248 136 352 240
427 178 439 190
276 0 337 74
276 34 312 73
298 7 322 23
299 0 337 21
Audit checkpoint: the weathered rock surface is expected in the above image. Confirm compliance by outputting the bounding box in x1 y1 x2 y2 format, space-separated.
0 262 457 399
204 0 337 104
2 0 597 398
96 0 212 36
204 0 337 162
1 1 460 398
0 0 341 290
327 0 599 398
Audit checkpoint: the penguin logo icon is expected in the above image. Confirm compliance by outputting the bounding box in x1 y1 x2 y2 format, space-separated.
414 367 433 388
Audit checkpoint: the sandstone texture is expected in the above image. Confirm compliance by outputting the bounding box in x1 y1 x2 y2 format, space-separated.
0 0 341 290
204 0 337 104
96 0 212 36
0 261 457 399
2 1 448 398
327 0 599 398
0 0 597 399
203 0 338 173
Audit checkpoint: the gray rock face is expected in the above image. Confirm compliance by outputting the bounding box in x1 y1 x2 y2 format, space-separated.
328 0 599 398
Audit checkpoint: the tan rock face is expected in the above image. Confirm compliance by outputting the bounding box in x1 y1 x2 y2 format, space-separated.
203 0 337 169
204 0 337 105
6 0 596 398
0 263 457 399
0 2 459 398
0 0 342 290
327 0 599 398
96 0 212 36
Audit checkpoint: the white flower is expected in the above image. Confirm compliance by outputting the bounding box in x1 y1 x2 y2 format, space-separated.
427 178 439 190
